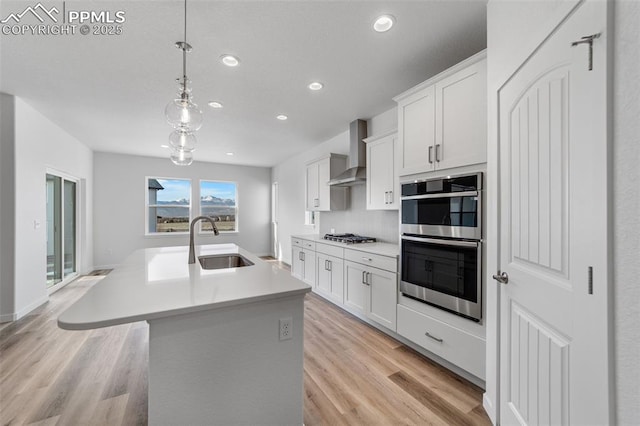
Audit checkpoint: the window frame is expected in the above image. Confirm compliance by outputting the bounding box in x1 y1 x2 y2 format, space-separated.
145 176 192 236
198 179 239 234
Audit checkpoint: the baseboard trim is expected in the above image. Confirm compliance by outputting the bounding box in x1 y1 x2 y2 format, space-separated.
0 312 17 323
15 295 49 321
483 393 497 425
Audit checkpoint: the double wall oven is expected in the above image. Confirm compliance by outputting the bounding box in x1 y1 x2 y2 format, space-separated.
400 173 483 321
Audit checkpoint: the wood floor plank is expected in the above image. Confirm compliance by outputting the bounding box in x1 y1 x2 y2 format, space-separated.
1 268 490 426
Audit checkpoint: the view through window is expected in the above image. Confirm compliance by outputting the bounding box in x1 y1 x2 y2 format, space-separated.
147 178 191 233
200 180 238 232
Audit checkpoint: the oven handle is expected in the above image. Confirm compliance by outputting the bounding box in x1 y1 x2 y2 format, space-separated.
402 235 479 248
400 190 478 201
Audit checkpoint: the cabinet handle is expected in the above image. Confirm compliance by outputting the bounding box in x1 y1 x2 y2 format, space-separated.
301 252 305 262
366 272 371 285
314 198 319 207
361 257 372 262
362 270 367 284
388 190 393 204
425 331 443 343
428 146 433 164
327 260 331 272
299 252 303 261
435 144 441 162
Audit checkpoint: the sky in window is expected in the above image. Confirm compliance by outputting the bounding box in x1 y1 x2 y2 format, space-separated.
155 179 191 203
201 181 236 202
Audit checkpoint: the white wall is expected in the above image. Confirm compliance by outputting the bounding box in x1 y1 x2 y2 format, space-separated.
0 94 17 321
486 1 639 424
271 108 398 264
93 152 272 267
7 97 94 320
613 1 640 424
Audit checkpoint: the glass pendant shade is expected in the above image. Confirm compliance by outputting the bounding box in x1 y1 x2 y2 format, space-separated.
165 97 203 131
169 129 197 152
170 147 194 166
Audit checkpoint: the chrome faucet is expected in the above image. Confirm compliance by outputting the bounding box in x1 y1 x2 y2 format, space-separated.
188 215 219 264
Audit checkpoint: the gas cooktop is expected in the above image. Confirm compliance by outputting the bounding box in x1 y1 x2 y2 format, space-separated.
323 233 377 244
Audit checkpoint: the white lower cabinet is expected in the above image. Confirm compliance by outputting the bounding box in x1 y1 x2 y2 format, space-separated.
291 239 316 287
397 304 485 380
344 258 397 331
316 253 344 305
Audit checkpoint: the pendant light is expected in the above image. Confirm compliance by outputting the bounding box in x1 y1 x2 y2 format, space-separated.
165 0 202 166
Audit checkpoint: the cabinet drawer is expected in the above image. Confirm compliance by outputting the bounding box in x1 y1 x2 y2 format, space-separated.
302 240 316 250
397 305 485 379
344 249 397 273
291 238 303 248
315 242 344 258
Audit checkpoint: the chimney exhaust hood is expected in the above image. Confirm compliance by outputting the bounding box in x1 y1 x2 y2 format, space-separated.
328 119 368 186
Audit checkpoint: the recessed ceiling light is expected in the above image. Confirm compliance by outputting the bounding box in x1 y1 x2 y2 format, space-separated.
373 15 395 32
220 54 240 67
276 114 288 121
226 152 234 156
208 101 223 108
308 81 324 91
161 144 170 149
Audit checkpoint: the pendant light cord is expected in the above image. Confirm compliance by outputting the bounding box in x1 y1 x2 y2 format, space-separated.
182 0 188 96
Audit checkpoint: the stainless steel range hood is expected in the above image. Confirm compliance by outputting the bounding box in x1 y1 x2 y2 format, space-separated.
328 119 368 186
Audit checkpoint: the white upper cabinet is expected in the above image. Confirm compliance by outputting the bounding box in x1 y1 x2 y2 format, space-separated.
365 130 399 210
305 154 348 211
395 51 487 176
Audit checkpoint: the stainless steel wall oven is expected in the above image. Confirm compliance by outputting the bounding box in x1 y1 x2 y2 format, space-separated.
400 172 483 321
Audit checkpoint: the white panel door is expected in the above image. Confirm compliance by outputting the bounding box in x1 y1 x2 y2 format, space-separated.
366 267 397 331
305 162 319 211
398 86 436 175
344 261 366 315
434 59 487 170
498 2 610 425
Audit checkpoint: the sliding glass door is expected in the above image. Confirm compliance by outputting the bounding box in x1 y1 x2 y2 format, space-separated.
46 173 77 288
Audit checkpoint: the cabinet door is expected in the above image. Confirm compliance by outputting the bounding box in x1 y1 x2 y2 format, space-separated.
434 59 487 170
301 250 316 287
367 134 398 210
398 86 436 176
291 246 304 280
344 261 366 315
316 157 330 211
306 162 319 211
327 256 344 304
366 268 397 331
316 253 331 295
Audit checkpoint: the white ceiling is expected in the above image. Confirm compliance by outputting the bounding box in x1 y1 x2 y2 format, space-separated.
0 0 487 167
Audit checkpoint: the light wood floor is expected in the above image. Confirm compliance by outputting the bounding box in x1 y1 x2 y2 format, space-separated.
1 268 490 425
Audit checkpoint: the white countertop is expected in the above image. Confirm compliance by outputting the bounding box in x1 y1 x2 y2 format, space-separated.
292 234 399 258
58 244 311 330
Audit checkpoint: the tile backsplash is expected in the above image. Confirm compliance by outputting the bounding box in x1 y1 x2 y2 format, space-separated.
319 184 399 244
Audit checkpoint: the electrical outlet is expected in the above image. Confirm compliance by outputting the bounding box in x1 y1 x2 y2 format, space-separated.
279 317 292 341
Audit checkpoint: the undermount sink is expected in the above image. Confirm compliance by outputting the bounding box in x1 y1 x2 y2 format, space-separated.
198 254 254 270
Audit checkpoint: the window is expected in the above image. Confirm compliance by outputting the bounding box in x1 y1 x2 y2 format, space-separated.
147 177 191 233
200 180 238 232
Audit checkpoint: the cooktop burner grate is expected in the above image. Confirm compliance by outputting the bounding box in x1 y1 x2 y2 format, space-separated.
322 233 377 244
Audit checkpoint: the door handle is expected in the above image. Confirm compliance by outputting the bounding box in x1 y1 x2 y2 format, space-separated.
425 331 444 343
428 146 433 164
492 271 509 284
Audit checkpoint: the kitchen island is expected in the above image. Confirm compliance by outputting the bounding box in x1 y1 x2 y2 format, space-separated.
58 244 311 425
